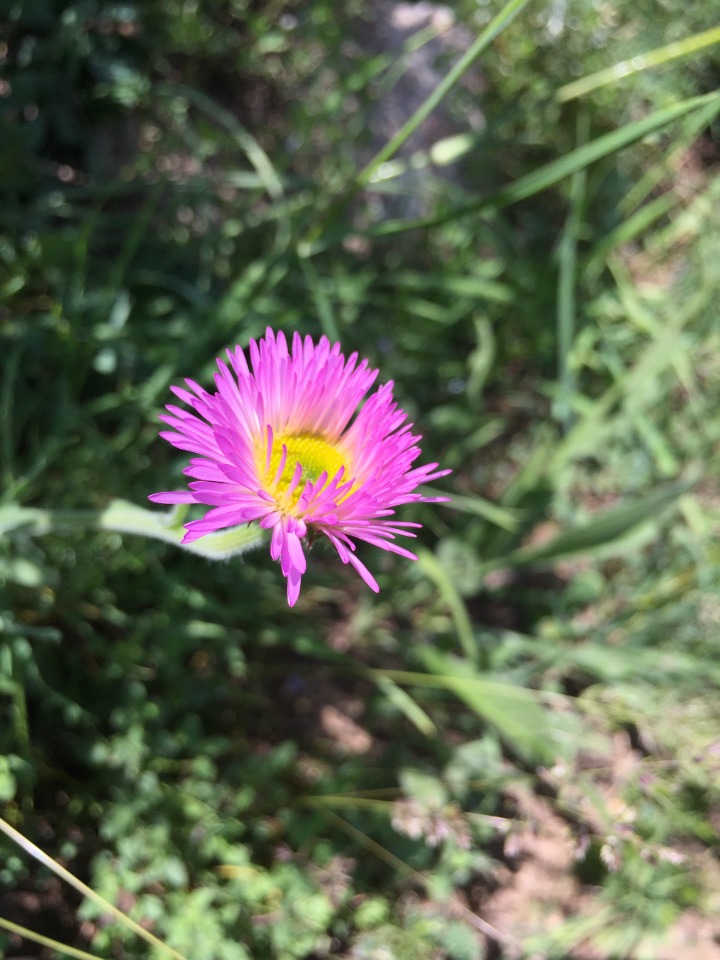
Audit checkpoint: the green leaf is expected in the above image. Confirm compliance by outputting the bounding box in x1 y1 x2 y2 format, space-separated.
419 648 561 763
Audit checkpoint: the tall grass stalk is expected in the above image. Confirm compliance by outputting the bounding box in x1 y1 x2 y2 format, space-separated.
0 916 106 960
0 817 188 960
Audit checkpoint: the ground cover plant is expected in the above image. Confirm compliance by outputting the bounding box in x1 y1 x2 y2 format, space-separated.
1 0 720 957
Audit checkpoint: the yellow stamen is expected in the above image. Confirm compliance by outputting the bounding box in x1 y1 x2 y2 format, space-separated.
265 432 350 508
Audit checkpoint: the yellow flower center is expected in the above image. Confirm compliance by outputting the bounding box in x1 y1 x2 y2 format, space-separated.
266 432 349 508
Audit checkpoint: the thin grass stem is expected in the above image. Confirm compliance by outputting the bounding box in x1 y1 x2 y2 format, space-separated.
417 549 478 665
555 109 589 428
299 254 340 341
557 25 720 102
0 817 188 960
0 347 20 492
0 915 105 960
320 810 514 947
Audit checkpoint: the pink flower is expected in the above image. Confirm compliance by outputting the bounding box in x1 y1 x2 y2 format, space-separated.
150 328 449 606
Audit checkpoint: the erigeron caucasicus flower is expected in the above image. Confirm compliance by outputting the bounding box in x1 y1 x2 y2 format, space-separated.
150 328 449 606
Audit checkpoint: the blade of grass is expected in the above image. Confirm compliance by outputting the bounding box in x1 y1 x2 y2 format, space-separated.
7 650 31 770
319 809 512 947
432 489 520 532
319 809 413 876
555 109 589 428
586 96 720 277
417 549 477 664
363 292 474 324
368 663 571 762
586 191 680 280
373 674 437 736
107 180 165 293
357 91 720 240
160 82 291 255
304 795 395 812
557 25 720 102
605 253 710 427
547 231 713 471
647 183 717 259
386 268 512 302
0 345 20 490
162 83 283 201
419 649 564 763
0 817 188 960
298 254 340 341
375 18 464 104
619 95 720 216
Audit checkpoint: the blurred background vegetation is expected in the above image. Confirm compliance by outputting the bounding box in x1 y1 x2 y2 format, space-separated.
1 1 720 957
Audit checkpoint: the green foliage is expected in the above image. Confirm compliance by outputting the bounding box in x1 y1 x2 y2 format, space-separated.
1 0 720 958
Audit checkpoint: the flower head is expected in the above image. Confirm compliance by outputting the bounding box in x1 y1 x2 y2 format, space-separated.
150 328 449 606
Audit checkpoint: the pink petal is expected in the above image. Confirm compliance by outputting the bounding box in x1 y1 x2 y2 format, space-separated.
149 327 450 606
148 491 197 504
344 550 380 592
